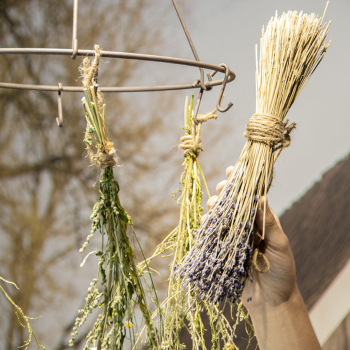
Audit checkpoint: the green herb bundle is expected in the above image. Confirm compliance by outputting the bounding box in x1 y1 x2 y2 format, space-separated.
69 46 160 350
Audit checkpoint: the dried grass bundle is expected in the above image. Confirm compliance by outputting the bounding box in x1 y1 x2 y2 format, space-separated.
69 46 159 350
177 6 331 305
138 96 253 350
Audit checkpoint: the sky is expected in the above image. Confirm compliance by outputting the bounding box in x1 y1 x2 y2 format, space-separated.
158 0 350 215
1 0 349 347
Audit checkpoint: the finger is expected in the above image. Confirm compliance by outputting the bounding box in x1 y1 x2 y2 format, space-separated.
207 195 218 211
255 197 289 251
226 166 234 178
216 180 227 195
200 214 207 225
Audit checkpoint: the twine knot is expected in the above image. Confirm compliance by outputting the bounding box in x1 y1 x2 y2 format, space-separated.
179 110 217 157
244 113 296 153
180 134 202 157
91 148 117 169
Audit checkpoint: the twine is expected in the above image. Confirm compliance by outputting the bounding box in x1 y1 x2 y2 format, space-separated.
84 137 117 169
80 45 117 169
252 248 270 273
179 109 217 157
244 113 296 158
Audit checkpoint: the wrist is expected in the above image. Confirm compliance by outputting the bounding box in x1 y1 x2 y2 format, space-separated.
247 283 300 319
247 286 321 350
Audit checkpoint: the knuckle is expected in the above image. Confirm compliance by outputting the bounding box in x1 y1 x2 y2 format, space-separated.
216 180 226 194
265 212 277 228
278 234 290 251
200 214 207 225
207 196 217 209
226 166 234 178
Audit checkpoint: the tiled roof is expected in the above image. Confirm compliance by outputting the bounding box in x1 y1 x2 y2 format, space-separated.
281 154 350 310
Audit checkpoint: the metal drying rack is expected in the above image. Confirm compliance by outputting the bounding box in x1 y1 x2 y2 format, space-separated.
0 0 236 126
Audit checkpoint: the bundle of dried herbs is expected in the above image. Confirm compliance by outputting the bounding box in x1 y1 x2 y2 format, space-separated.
69 46 160 350
138 96 253 350
0 277 45 350
177 6 331 305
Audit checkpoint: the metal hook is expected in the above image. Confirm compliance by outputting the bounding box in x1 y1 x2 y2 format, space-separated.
192 88 204 125
191 72 216 124
71 0 79 60
57 83 63 127
210 63 233 113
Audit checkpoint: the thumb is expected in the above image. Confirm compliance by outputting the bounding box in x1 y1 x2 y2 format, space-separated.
255 197 288 250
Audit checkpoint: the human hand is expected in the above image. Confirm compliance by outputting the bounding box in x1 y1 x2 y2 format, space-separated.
204 166 298 312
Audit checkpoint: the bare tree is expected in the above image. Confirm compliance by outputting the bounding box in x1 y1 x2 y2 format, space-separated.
0 0 181 348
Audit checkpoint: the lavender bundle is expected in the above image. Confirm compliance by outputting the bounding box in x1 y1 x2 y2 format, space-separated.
137 97 253 350
177 7 331 305
69 46 159 350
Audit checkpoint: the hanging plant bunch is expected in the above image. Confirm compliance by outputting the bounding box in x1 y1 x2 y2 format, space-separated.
69 46 160 350
0 277 45 350
177 7 331 305
138 96 254 350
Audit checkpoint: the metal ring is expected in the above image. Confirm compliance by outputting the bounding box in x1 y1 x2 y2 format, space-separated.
0 48 236 93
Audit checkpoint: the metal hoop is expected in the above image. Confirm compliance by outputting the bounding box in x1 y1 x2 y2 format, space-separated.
0 48 235 93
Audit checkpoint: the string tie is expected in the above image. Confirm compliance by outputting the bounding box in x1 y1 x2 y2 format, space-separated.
244 113 296 156
179 110 217 157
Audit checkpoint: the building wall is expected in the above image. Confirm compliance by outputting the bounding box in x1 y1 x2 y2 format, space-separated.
322 312 350 350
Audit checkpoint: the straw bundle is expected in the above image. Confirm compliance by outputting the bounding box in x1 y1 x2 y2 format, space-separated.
69 46 159 350
177 7 331 305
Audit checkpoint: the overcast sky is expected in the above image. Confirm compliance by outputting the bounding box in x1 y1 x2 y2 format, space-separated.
158 0 350 215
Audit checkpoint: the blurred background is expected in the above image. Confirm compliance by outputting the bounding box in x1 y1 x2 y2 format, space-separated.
0 0 349 349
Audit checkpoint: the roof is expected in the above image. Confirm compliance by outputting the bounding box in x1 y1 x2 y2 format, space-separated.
281 153 350 310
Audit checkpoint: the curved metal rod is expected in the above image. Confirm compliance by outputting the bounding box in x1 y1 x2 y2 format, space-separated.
210 63 234 113
0 49 236 93
0 77 229 93
0 48 236 78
